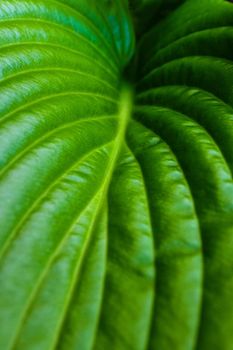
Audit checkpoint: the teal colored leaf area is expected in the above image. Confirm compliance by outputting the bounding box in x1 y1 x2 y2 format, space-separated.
0 0 232 349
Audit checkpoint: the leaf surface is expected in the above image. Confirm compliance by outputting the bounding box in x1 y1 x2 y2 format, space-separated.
0 1 232 350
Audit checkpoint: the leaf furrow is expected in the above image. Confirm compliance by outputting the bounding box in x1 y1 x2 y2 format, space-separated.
0 115 117 178
9 187 107 350
0 17 119 70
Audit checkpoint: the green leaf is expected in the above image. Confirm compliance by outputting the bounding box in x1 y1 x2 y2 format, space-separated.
127 121 202 349
0 0 232 349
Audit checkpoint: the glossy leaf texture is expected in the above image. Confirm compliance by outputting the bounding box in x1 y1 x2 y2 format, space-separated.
137 0 233 349
0 1 232 350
